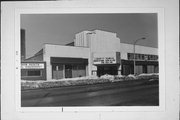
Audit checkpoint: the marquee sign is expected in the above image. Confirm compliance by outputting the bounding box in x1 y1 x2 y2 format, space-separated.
93 57 116 64
21 63 45 69
93 52 120 65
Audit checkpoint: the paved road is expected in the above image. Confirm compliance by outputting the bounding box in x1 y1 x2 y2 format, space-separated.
21 79 159 107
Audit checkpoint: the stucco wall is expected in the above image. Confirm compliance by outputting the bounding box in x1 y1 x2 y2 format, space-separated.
90 30 121 52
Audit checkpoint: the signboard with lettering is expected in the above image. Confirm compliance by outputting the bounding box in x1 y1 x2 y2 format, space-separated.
127 53 158 61
21 63 45 69
93 52 120 65
93 57 116 64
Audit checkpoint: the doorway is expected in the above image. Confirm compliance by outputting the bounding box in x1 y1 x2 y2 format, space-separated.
97 66 118 77
52 64 63 79
65 65 72 78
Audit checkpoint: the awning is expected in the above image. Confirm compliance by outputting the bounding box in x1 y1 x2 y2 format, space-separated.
50 57 88 65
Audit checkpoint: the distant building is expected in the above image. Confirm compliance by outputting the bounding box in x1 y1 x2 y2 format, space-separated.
21 29 26 61
21 30 158 80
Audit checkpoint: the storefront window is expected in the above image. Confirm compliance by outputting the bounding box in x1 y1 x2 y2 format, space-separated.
27 70 41 76
128 53 134 60
52 64 63 71
78 65 86 70
72 65 78 70
142 54 144 60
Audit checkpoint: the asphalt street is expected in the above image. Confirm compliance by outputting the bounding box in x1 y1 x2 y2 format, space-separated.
21 79 159 107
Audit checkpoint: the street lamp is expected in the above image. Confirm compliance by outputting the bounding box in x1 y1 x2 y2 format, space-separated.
133 37 146 75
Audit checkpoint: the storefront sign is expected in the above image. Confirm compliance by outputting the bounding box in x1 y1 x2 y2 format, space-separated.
21 63 44 69
127 53 158 61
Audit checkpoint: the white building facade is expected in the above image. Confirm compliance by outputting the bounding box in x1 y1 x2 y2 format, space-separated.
24 30 158 80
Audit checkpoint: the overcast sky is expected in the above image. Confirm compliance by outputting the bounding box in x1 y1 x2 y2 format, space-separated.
21 13 158 58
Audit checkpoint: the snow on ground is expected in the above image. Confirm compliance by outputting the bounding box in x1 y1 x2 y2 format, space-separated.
139 73 159 76
100 74 114 81
21 73 159 90
127 74 137 79
21 73 159 83
22 75 99 83
115 74 125 78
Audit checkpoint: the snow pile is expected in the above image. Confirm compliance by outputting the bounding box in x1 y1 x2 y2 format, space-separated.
51 75 99 81
115 74 125 78
114 74 126 82
21 73 159 90
124 74 137 80
139 73 158 76
137 73 159 80
100 74 115 81
21 76 110 90
127 74 136 79
80 75 99 79
21 80 39 89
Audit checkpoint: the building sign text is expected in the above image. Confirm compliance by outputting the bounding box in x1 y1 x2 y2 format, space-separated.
21 63 45 69
93 57 116 64
127 53 158 61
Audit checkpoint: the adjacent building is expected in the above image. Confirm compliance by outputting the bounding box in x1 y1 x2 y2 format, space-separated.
21 29 26 61
21 30 158 80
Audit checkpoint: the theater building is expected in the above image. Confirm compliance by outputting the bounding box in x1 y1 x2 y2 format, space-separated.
21 30 158 80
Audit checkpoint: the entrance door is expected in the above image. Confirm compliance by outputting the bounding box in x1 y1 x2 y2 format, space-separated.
65 65 72 78
143 65 147 73
122 65 131 75
52 64 63 79
97 66 118 77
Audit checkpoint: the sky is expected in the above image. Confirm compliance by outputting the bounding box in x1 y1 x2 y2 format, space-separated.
21 14 158 58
